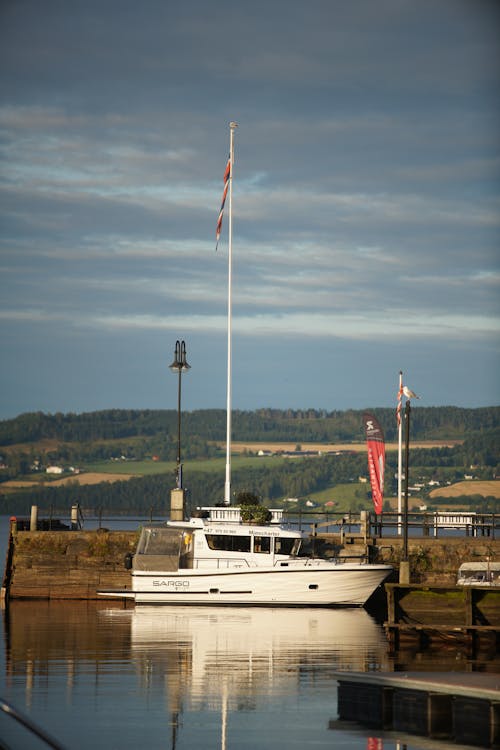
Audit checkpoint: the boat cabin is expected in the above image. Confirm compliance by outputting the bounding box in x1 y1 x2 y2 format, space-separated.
131 518 303 572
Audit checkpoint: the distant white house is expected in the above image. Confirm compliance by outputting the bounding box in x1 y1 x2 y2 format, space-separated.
46 466 63 475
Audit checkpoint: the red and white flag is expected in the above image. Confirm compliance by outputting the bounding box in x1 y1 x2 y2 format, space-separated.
363 413 385 515
216 157 231 250
396 382 403 427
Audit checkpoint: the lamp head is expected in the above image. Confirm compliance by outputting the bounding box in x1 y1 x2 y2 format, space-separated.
169 340 190 372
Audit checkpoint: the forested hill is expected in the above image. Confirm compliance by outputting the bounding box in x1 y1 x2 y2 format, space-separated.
0 406 498 446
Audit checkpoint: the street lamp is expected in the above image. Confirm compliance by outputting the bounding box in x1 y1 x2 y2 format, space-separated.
169 340 190 489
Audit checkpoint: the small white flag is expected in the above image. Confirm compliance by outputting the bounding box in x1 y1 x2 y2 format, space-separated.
402 386 419 399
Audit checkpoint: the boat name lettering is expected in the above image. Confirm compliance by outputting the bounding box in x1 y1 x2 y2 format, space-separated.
153 580 190 588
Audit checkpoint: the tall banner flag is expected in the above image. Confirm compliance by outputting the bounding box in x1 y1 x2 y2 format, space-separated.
363 413 386 515
215 157 231 250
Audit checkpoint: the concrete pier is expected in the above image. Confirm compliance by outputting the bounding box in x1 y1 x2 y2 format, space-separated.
2 525 136 601
2 519 500 605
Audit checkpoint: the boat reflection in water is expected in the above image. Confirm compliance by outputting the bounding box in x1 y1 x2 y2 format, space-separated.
124 605 389 704
133 605 386 698
116 605 390 749
2 601 390 749
3 602 496 749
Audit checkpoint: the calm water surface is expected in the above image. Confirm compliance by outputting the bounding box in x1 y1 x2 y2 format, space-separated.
0 516 496 750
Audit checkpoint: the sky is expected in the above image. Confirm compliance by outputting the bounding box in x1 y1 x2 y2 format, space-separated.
0 0 499 421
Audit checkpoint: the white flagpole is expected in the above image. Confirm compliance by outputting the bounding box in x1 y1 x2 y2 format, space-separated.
397 370 403 535
224 122 237 505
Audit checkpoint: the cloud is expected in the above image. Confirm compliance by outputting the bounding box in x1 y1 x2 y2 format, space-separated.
0 0 499 417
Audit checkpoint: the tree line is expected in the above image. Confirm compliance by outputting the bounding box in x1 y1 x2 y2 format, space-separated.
1 405 498 446
1 407 498 515
2 443 498 517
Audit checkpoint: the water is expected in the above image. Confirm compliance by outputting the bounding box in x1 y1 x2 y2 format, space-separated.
0 516 496 750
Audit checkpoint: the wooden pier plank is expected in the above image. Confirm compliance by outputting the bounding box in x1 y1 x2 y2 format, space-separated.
335 672 500 748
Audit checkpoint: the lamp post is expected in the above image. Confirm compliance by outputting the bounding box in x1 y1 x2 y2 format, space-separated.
169 340 190 490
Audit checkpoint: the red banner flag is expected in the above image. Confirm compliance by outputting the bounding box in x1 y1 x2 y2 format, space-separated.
363 413 385 515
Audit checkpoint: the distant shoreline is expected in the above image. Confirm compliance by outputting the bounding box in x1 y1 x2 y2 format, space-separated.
226 440 463 453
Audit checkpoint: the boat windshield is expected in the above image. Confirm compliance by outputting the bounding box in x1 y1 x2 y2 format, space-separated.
136 527 183 556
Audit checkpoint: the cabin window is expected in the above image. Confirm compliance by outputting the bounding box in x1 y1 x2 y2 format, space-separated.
205 534 251 553
253 536 271 554
275 538 300 556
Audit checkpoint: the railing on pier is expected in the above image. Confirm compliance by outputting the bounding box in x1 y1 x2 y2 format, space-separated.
9 505 499 540
281 509 498 539
368 510 498 539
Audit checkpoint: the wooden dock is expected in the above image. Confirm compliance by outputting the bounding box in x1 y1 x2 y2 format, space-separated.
384 583 500 654
334 671 500 748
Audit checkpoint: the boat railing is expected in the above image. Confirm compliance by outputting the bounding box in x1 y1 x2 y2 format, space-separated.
0 698 66 749
195 557 252 569
198 506 284 524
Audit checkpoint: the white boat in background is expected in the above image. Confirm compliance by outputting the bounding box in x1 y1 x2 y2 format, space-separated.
100 508 392 607
457 561 500 587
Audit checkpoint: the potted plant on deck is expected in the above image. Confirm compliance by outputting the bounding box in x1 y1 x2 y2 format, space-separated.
237 491 272 525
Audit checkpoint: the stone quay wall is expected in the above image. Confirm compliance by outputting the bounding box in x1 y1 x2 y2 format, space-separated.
1 527 499 600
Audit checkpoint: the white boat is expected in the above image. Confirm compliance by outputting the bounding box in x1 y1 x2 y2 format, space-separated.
100 509 392 607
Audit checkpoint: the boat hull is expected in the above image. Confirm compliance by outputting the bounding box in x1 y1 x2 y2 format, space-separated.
128 564 392 607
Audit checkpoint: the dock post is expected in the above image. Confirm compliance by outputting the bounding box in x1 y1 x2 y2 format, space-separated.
30 505 38 532
70 505 79 530
170 488 186 522
399 560 410 584
360 510 368 544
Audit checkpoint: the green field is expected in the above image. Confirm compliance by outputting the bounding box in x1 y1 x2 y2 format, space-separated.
84 455 290 476
305 483 370 510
